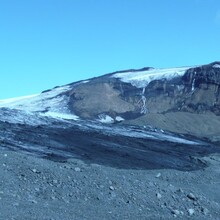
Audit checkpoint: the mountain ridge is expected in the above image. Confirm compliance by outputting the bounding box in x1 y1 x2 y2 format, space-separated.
0 61 220 140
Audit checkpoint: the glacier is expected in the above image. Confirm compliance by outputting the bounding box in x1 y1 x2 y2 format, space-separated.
112 66 192 88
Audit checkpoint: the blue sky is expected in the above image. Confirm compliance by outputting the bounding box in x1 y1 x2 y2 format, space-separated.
0 0 220 99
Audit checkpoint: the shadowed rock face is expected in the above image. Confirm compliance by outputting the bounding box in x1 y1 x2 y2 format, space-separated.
182 62 220 114
184 62 220 86
140 62 220 115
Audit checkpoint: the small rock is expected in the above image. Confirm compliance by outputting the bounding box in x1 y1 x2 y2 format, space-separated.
171 209 180 215
109 186 115 191
74 167 81 172
156 173 161 178
63 165 70 169
31 168 40 174
193 201 198 206
188 208 195 216
53 180 58 184
156 193 162 199
172 195 176 199
30 200 37 204
201 207 209 215
187 193 197 201
68 193 73 197
177 188 184 193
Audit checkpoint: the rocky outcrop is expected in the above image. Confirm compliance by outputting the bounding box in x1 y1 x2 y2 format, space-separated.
181 62 220 115
183 62 220 86
68 79 137 119
66 62 220 120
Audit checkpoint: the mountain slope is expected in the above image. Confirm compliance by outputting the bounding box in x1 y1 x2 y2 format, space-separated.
2 61 220 139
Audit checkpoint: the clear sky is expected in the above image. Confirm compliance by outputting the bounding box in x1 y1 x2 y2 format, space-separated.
0 0 220 99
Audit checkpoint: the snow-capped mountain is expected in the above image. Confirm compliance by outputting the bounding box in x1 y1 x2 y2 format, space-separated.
0 61 220 172
1 61 220 140
1 66 192 122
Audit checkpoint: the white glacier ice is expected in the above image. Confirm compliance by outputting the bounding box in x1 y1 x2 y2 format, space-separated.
0 85 79 121
213 64 220 68
98 114 114 123
112 66 192 88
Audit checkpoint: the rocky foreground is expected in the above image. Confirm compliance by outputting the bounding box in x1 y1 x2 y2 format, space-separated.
1 149 220 220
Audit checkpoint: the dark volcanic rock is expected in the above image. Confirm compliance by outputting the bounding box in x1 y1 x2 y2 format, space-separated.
181 62 220 115
183 62 220 86
0 119 219 171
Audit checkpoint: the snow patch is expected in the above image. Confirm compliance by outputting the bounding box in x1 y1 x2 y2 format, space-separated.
113 67 191 88
213 64 220 68
81 80 90 84
115 116 124 122
0 94 38 104
42 112 79 120
0 86 70 112
0 85 79 122
0 108 50 126
85 122 200 145
98 114 114 123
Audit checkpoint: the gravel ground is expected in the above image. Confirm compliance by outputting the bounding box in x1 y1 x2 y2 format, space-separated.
0 149 220 220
